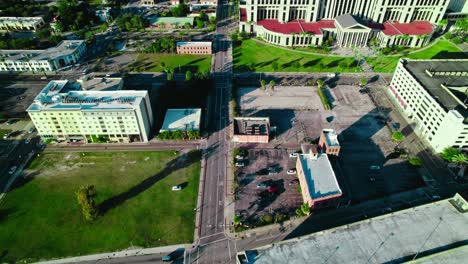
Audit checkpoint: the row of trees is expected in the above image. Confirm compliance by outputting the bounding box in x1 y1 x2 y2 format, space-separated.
144 36 176 53
116 13 149 32
157 130 200 140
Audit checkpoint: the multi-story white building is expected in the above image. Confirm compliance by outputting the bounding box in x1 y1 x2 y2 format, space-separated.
240 0 448 48
0 40 86 72
0 17 45 31
27 80 154 143
446 0 468 20
388 59 468 152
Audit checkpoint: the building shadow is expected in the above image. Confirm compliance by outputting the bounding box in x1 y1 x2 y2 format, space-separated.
99 151 200 215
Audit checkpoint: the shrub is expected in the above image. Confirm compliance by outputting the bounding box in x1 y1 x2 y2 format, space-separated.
317 87 331 110
409 157 423 167
259 214 273 225
453 36 463 44
76 185 99 221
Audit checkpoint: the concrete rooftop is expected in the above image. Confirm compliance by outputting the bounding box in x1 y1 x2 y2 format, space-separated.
242 197 468 264
160 108 201 131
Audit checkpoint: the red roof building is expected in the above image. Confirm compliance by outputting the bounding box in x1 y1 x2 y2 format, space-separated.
256 19 335 35
382 21 433 36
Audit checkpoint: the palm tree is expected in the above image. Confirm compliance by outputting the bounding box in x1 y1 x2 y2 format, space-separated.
269 80 276 91
391 131 404 145
359 78 368 87
316 79 324 89
260 79 266 90
451 153 467 178
440 147 460 162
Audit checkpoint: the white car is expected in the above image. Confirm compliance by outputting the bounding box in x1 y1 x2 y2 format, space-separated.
235 162 245 167
172 185 182 191
235 155 245 160
8 166 17 175
289 152 299 158
287 169 297 175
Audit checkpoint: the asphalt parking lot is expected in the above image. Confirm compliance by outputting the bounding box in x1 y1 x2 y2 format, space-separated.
234 149 303 225
237 84 424 203
0 80 49 118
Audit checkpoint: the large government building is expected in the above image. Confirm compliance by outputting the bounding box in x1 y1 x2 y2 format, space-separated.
27 80 154 143
239 0 459 48
388 59 468 152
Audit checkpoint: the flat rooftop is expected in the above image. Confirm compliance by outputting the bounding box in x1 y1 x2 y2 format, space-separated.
78 77 123 91
402 59 468 118
323 129 339 146
233 117 269 136
149 16 194 25
160 108 201 131
0 16 43 23
243 197 468 264
298 153 342 200
27 80 147 112
0 40 84 62
177 41 211 47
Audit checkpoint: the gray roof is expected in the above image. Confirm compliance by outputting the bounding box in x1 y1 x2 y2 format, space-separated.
402 59 468 118
233 117 269 135
335 14 360 29
323 129 339 146
0 40 84 62
297 153 342 200
160 108 201 131
243 197 468 264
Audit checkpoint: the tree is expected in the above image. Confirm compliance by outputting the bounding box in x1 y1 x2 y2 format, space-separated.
453 36 463 44
359 78 368 87
233 215 241 226
260 79 266 90
171 3 189 17
185 70 192 81
316 79 324 89
293 60 301 69
259 214 273 225
269 80 276 91
76 185 99 221
239 30 248 39
272 61 279 71
35 27 51 39
195 18 204 28
455 19 468 33
440 147 460 162
451 153 468 178
438 19 448 31
230 31 239 42
409 157 422 167
296 203 311 216
391 131 404 142
164 67 174 81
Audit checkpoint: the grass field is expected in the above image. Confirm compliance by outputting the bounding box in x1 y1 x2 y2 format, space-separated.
233 39 362 73
366 40 464 73
133 53 211 73
0 151 200 263
0 129 11 139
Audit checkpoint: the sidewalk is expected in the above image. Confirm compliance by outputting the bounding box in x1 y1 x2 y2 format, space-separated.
36 244 190 264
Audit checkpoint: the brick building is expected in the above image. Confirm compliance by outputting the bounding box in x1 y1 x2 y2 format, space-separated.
232 117 270 143
176 41 212 55
318 129 341 156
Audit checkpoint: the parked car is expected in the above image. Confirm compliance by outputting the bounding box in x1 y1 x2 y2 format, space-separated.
235 155 245 161
289 179 299 185
369 165 381 170
25 138 31 144
369 176 376 182
256 182 269 188
8 166 17 175
82 69 89 75
235 162 245 167
289 152 299 158
28 127 35 134
171 185 182 191
162 254 173 262
3 132 13 139
287 169 297 175
5 119 15 125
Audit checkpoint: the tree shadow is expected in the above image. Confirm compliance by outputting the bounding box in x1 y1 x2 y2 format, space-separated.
98 151 200 215
302 59 321 68
432 51 468 59
281 58 302 68
327 59 343 68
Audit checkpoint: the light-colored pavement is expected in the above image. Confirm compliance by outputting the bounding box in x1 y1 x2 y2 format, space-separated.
38 244 189 264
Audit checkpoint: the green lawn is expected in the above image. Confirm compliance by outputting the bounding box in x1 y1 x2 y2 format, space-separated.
133 53 211 73
0 151 200 263
233 39 362 72
366 39 465 73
